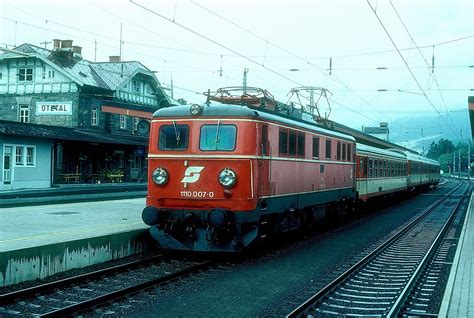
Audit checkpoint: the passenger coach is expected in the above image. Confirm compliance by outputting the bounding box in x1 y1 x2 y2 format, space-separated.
355 144 408 201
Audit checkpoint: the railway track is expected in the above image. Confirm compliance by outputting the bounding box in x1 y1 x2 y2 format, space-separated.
0 254 213 317
287 181 471 317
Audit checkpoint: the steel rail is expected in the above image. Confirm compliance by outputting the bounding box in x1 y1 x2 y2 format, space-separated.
0 253 167 304
39 260 213 317
388 184 471 316
286 182 464 318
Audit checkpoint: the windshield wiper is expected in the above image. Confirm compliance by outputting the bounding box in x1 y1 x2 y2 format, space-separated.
215 120 221 149
172 120 181 147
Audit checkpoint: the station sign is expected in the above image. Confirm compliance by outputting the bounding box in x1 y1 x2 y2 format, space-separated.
36 101 73 115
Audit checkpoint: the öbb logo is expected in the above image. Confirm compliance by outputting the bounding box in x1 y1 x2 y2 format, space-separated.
181 166 205 184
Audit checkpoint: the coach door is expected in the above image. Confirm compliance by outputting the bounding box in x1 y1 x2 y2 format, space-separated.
3 145 12 184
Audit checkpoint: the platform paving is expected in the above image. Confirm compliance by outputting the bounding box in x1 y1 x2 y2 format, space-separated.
0 198 152 286
440 189 474 317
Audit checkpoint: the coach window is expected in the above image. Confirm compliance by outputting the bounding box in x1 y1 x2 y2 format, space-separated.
347 144 352 162
289 130 297 156
369 158 373 178
342 144 346 161
297 132 305 156
336 141 341 160
200 124 237 151
279 129 288 155
159 124 189 150
325 140 332 159
312 137 320 158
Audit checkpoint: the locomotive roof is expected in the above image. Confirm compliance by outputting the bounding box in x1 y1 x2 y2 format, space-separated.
153 102 355 142
356 143 407 160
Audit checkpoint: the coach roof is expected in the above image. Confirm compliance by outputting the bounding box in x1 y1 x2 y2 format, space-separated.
153 102 355 142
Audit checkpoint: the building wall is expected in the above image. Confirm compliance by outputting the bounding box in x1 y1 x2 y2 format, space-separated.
0 92 80 128
0 136 53 190
0 57 79 95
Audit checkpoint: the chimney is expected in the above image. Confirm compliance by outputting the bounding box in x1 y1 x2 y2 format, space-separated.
61 40 73 49
72 46 82 54
109 55 121 62
380 122 388 128
53 39 61 49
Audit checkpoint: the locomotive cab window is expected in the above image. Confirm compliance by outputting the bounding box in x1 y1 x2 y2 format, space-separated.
159 124 189 150
200 124 236 151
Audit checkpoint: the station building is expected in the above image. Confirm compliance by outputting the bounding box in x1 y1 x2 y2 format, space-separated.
0 39 171 190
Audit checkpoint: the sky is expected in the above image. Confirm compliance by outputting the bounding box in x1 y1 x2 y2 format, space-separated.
0 0 473 140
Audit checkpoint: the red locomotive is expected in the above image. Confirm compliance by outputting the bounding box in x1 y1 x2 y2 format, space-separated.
142 88 440 252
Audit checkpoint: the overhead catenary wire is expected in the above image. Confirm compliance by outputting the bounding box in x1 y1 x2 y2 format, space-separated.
389 0 458 133
366 0 461 140
128 0 406 130
129 0 303 87
189 0 385 117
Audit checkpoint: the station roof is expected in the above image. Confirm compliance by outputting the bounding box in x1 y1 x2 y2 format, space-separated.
0 43 170 105
0 120 148 146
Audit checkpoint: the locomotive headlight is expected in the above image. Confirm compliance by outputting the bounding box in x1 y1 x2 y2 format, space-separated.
152 167 169 186
190 104 203 116
218 168 237 188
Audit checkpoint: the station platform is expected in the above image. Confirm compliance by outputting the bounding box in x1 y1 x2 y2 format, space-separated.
0 197 153 287
440 189 474 316
0 182 146 207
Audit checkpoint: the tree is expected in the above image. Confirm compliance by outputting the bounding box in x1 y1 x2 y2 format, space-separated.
426 138 455 160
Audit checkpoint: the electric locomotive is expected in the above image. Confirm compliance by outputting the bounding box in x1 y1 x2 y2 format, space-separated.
142 102 357 252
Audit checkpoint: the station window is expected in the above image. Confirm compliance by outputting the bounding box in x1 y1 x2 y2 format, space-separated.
132 80 140 93
26 146 35 166
375 159 379 177
312 137 319 158
336 141 341 160
288 131 297 155
200 124 236 151
18 68 33 81
159 124 190 151
279 129 288 155
342 144 346 161
325 140 331 159
19 105 29 123
120 115 127 129
91 107 98 126
297 132 305 156
15 147 24 165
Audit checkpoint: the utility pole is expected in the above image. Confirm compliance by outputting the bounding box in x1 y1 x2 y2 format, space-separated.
459 148 461 178
468 140 471 180
40 40 51 49
119 23 123 62
453 152 456 176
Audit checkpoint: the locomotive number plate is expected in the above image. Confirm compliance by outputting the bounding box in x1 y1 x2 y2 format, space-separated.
180 190 215 198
